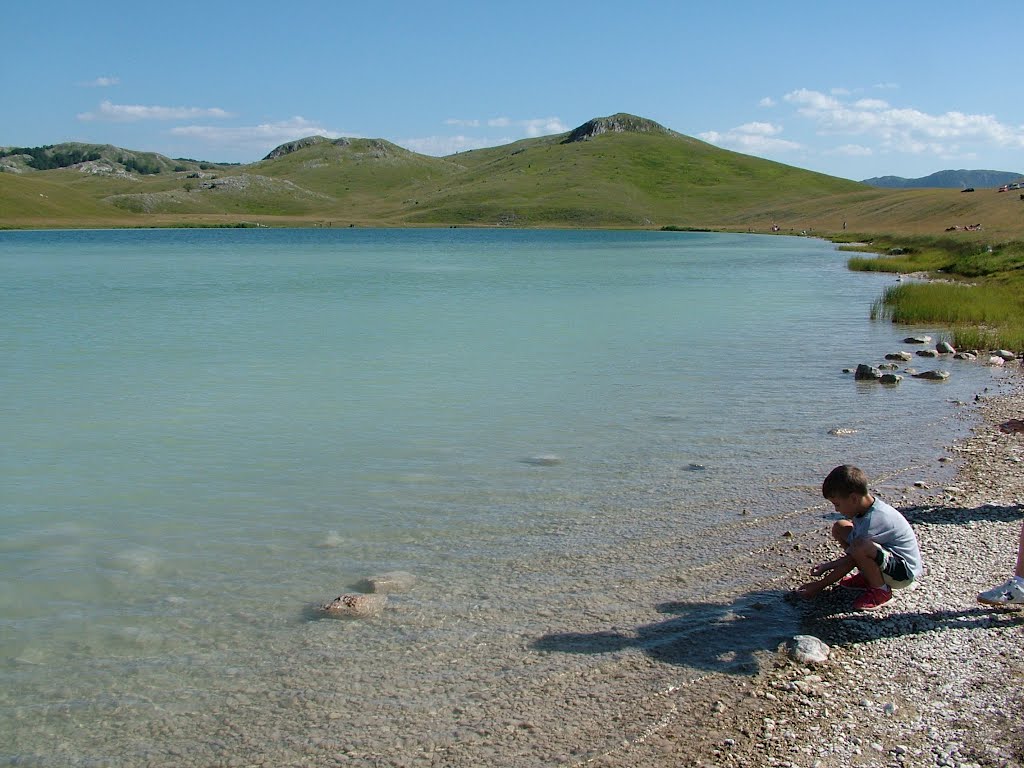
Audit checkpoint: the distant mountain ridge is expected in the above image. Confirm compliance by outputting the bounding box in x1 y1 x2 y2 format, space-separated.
862 169 1023 189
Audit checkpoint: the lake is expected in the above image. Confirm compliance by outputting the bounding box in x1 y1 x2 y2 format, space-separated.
0 228 1007 766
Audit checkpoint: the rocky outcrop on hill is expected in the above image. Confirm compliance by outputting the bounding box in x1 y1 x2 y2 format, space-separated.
561 113 677 144
263 136 349 160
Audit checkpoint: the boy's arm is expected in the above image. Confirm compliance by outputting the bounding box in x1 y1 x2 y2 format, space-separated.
795 554 855 598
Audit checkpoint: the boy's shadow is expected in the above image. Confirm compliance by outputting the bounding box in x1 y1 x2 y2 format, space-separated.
532 590 799 676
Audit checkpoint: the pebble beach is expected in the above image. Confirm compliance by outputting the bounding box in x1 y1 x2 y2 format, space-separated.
564 367 1024 768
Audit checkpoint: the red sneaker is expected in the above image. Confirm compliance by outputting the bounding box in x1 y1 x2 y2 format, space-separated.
853 586 893 611
839 572 870 590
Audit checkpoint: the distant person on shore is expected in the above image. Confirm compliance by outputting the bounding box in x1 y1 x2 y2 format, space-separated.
794 465 923 611
977 520 1024 607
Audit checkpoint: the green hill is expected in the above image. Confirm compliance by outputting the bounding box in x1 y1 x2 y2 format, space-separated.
3 113 1023 239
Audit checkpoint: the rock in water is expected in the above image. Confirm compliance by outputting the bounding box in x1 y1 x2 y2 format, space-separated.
912 370 950 380
521 454 562 466
319 593 388 619
357 571 417 594
855 364 882 380
784 635 830 664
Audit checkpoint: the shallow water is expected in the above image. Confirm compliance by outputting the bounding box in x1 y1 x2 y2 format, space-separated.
0 228 1009 765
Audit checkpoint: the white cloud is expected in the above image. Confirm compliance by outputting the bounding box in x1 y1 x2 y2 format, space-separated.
832 144 873 157
402 134 517 156
853 98 889 110
81 76 120 87
169 116 342 150
78 100 232 122
782 88 1024 153
758 97 776 108
699 122 801 153
402 116 569 156
483 116 567 135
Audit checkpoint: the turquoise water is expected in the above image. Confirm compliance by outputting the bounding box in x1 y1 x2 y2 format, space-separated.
0 228 1006 765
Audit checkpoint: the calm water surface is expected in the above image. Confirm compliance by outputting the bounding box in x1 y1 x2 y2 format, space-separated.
0 228 1007 766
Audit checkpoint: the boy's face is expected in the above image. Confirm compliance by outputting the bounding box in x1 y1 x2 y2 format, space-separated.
827 493 863 519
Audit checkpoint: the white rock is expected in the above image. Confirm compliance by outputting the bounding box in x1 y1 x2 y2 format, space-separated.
785 635 830 664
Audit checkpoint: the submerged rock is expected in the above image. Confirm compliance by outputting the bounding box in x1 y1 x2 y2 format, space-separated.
521 454 563 466
880 373 904 385
913 370 951 381
903 335 933 344
829 427 858 436
319 593 388 619
936 341 956 354
885 351 914 361
357 571 417 594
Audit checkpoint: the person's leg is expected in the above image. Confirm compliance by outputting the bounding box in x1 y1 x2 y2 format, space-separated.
1014 520 1024 579
977 520 1024 606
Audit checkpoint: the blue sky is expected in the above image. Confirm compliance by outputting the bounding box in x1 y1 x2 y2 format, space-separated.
4 1 1022 181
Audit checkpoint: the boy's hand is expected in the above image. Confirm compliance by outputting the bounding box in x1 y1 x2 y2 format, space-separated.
810 562 832 577
793 581 823 600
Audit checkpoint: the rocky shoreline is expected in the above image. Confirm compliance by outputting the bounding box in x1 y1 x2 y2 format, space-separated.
577 367 1023 768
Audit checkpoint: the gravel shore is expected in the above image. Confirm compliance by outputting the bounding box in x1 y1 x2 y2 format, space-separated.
576 367 1024 768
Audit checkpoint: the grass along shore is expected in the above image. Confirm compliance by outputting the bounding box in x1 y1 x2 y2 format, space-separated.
841 234 1024 352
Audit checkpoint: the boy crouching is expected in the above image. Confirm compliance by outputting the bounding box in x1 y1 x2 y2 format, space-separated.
795 464 923 611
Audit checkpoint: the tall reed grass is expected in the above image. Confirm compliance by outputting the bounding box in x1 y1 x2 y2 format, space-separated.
856 238 1024 352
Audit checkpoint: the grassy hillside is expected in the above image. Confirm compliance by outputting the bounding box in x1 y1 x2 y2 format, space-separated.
2 113 1024 241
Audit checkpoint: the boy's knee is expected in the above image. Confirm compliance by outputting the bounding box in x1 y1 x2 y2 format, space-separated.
831 520 854 544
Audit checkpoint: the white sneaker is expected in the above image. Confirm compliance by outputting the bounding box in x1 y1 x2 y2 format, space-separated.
977 578 1024 607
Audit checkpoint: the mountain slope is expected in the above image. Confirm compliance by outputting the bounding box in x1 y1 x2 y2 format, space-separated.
404 115 864 226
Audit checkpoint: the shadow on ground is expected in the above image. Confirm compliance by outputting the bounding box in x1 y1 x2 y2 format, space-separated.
532 589 798 676
901 502 1023 526
797 588 1024 646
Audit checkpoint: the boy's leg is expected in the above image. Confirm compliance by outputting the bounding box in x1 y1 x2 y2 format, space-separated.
845 537 886 589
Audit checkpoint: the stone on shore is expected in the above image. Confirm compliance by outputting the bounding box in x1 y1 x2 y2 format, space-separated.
784 635 830 664
936 341 956 354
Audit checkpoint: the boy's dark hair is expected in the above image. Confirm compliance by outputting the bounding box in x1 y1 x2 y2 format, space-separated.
822 464 869 499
